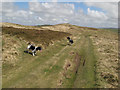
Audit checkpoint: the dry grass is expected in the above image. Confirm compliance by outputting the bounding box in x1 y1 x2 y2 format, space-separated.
90 30 118 88
2 27 71 47
2 34 21 65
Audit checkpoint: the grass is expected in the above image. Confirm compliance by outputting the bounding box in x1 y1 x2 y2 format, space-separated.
2 40 5 46
2 26 72 88
2 23 118 88
2 38 69 88
72 36 96 88
2 27 71 46
101 28 118 33
60 34 97 88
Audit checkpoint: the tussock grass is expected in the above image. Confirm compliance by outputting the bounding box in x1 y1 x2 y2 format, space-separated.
2 27 71 46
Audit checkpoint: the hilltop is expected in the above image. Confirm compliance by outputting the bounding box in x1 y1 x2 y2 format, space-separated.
1 22 99 32
1 22 118 88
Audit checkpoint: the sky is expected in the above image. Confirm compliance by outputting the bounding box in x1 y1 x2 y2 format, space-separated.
1 0 119 28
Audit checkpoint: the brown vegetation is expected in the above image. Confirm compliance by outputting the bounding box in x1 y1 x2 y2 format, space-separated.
73 53 81 74
2 27 71 47
90 30 118 88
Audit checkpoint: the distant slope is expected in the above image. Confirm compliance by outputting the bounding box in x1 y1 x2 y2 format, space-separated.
1 22 46 30
1 22 99 32
101 28 118 33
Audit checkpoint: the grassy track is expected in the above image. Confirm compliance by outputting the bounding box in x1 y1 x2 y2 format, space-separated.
73 35 97 88
57 33 97 88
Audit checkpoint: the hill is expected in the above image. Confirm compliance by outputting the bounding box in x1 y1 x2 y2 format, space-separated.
1 22 118 88
2 27 71 47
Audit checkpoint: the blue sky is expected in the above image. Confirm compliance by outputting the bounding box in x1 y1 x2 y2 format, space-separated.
14 2 106 14
14 2 29 10
2 1 118 28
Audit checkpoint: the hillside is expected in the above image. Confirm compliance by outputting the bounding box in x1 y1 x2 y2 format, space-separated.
1 22 118 88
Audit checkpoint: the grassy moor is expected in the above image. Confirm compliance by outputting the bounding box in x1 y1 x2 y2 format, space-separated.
1 22 118 88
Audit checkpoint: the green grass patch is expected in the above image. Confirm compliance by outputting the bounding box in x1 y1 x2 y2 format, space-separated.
73 36 97 88
2 40 5 46
101 28 118 33
44 65 61 74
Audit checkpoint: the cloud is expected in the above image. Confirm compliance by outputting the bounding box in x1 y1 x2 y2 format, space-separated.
2 2 118 28
28 2 75 25
29 2 74 15
83 0 119 2
1 0 15 2
84 2 118 19
84 2 118 28
2 2 28 18
2 2 18 13
52 0 57 2
87 8 108 19
1 0 119 3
